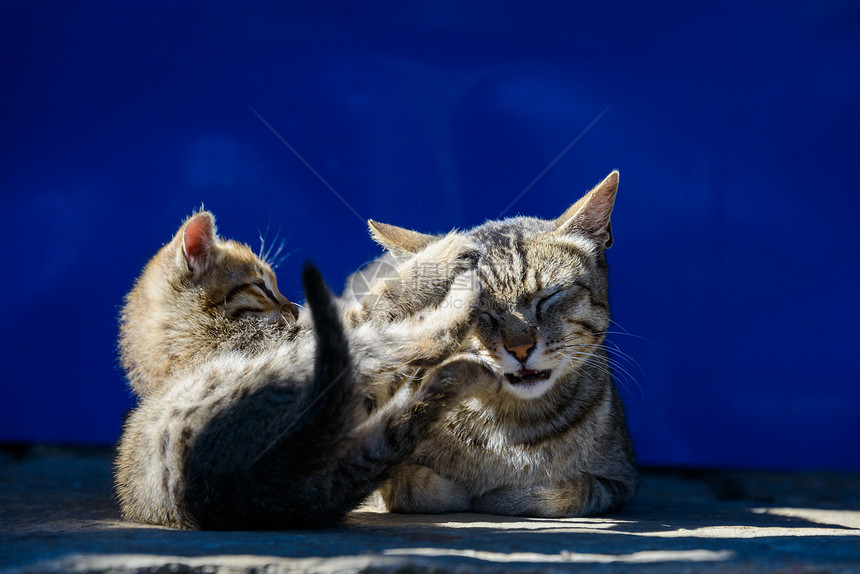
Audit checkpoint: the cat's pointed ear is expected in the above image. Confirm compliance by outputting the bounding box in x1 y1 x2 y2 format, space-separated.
554 170 618 249
368 219 436 258
181 211 218 276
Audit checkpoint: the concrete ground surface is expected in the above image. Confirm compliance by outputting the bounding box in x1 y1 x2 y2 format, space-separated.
1 446 858 574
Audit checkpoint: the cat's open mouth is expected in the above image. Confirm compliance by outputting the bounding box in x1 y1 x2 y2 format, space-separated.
505 369 552 385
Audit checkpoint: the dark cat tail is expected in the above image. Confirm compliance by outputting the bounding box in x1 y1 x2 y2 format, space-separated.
302 261 351 388
289 262 356 450
181 262 359 530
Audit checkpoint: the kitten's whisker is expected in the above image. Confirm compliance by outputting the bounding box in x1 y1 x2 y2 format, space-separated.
258 231 266 261
270 228 297 269
270 239 285 263
558 352 623 392
607 317 633 332
601 358 642 396
606 318 649 341
263 224 280 263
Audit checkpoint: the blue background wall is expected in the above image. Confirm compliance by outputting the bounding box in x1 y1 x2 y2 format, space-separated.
2 2 858 470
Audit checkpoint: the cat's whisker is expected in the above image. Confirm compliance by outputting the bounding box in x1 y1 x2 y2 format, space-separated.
258 223 273 264
264 227 297 270
560 337 643 367
558 346 644 403
557 352 624 393
564 345 645 391
607 318 633 333
594 330 653 344
563 340 646 379
269 239 285 265
606 318 650 341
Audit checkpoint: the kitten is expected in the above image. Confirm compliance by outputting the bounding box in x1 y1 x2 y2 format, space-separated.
119 211 299 398
367 171 638 517
115 211 486 529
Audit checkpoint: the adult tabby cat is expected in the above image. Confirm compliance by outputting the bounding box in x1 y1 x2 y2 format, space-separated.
368 171 637 517
115 211 487 529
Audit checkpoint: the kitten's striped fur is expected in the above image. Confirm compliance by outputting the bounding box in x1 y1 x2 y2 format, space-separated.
370 171 637 517
115 211 485 529
119 212 298 398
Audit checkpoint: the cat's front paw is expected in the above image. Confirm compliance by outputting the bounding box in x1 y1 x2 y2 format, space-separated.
381 464 471 514
471 473 636 517
362 233 480 322
401 270 482 366
416 232 480 273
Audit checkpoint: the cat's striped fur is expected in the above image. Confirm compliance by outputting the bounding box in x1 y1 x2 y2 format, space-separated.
115 211 485 529
369 171 637 517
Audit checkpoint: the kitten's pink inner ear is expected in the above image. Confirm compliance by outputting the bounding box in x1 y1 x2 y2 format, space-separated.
182 213 216 275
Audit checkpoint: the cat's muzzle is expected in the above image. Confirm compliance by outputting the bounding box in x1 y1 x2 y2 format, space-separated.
505 369 552 385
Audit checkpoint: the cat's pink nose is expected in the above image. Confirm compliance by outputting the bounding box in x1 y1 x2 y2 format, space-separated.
506 343 534 361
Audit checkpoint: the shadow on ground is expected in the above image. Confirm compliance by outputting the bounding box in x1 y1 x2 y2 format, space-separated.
1 446 858 573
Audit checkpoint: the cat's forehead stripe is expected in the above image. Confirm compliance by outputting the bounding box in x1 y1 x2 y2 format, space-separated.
525 266 541 294
474 226 531 297
473 220 597 298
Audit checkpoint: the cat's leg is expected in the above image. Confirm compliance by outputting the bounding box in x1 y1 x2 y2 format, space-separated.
374 355 500 514
380 463 471 514
350 270 482 376
322 356 495 515
349 233 480 324
389 270 482 366
384 232 480 318
470 473 635 517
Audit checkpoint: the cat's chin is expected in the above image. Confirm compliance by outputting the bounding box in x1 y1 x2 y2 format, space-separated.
503 369 555 399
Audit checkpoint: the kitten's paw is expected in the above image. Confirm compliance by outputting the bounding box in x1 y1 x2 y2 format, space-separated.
421 354 499 396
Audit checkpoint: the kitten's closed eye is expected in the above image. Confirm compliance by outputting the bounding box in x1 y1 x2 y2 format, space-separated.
252 280 281 305
225 281 286 320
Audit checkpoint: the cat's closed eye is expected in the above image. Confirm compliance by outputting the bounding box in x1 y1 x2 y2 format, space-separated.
478 311 499 332
536 289 566 319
